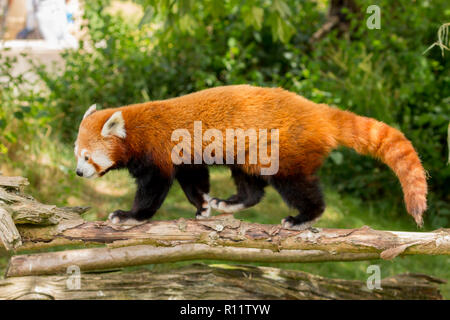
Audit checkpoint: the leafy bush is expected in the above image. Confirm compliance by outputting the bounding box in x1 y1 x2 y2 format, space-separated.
0 50 52 157
37 0 323 140
305 1 450 227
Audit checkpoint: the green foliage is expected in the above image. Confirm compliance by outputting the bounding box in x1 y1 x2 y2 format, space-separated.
306 1 450 228
34 0 322 140
1 0 449 227
134 0 297 43
0 50 52 155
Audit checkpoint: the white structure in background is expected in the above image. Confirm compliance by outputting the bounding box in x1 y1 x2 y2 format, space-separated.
30 0 78 48
0 0 80 87
23 0 37 33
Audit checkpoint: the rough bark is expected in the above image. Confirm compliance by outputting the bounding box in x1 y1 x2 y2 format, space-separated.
0 176 29 190
0 175 88 227
0 175 88 252
0 263 444 300
5 217 450 277
1 175 449 277
0 206 21 250
11 215 450 256
5 243 379 277
0 176 27 250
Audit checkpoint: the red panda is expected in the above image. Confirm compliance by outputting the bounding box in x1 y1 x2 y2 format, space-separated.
74 85 427 229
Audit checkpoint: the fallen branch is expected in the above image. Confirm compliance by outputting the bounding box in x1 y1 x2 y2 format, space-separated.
5 217 450 276
0 175 87 227
0 206 21 250
0 263 445 300
2 175 450 276
0 176 29 190
0 175 87 251
6 243 383 277
12 216 450 255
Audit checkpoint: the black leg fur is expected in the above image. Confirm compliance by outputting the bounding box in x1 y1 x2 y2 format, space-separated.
109 164 173 224
211 168 267 213
176 165 211 218
269 174 325 230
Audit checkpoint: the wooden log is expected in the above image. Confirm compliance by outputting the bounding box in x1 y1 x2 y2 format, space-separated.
0 175 29 190
1 174 449 276
0 263 445 300
0 175 88 251
1 175 446 260
11 215 450 257
0 175 88 233
5 243 382 277
0 206 22 250
5 217 450 276
0 184 88 226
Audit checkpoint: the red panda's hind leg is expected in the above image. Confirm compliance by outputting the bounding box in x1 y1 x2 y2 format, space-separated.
210 168 267 213
176 165 211 219
270 174 325 230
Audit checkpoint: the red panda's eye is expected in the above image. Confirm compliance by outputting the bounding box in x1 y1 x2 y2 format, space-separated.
85 156 89 161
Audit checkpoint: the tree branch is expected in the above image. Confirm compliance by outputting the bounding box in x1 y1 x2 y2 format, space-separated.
1 175 449 277
5 216 450 276
0 263 445 300
0 206 21 250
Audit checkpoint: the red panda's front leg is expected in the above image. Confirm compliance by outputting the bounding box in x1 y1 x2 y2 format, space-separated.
108 167 174 225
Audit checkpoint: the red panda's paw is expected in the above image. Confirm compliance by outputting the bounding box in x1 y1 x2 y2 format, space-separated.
108 210 145 226
196 206 211 220
195 212 209 220
210 198 244 213
195 194 212 219
281 216 316 231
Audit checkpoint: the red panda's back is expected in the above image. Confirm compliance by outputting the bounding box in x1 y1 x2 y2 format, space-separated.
156 85 337 175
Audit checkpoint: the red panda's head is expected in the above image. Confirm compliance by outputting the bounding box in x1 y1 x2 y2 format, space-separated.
74 104 127 178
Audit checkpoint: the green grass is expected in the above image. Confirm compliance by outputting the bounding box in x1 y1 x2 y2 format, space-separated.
1 143 448 299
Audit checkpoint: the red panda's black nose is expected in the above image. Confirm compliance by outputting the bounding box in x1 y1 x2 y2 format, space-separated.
76 169 83 177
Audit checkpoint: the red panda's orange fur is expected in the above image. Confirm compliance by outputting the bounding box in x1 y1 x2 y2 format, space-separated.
77 85 427 225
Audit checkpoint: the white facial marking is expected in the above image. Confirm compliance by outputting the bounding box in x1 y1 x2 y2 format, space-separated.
76 148 97 178
76 147 114 179
91 150 113 169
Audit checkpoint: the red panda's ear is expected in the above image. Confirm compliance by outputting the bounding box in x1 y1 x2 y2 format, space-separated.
101 111 126 139
83 104 97 119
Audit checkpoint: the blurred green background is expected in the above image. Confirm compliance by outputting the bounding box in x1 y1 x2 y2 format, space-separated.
0 0 449 297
